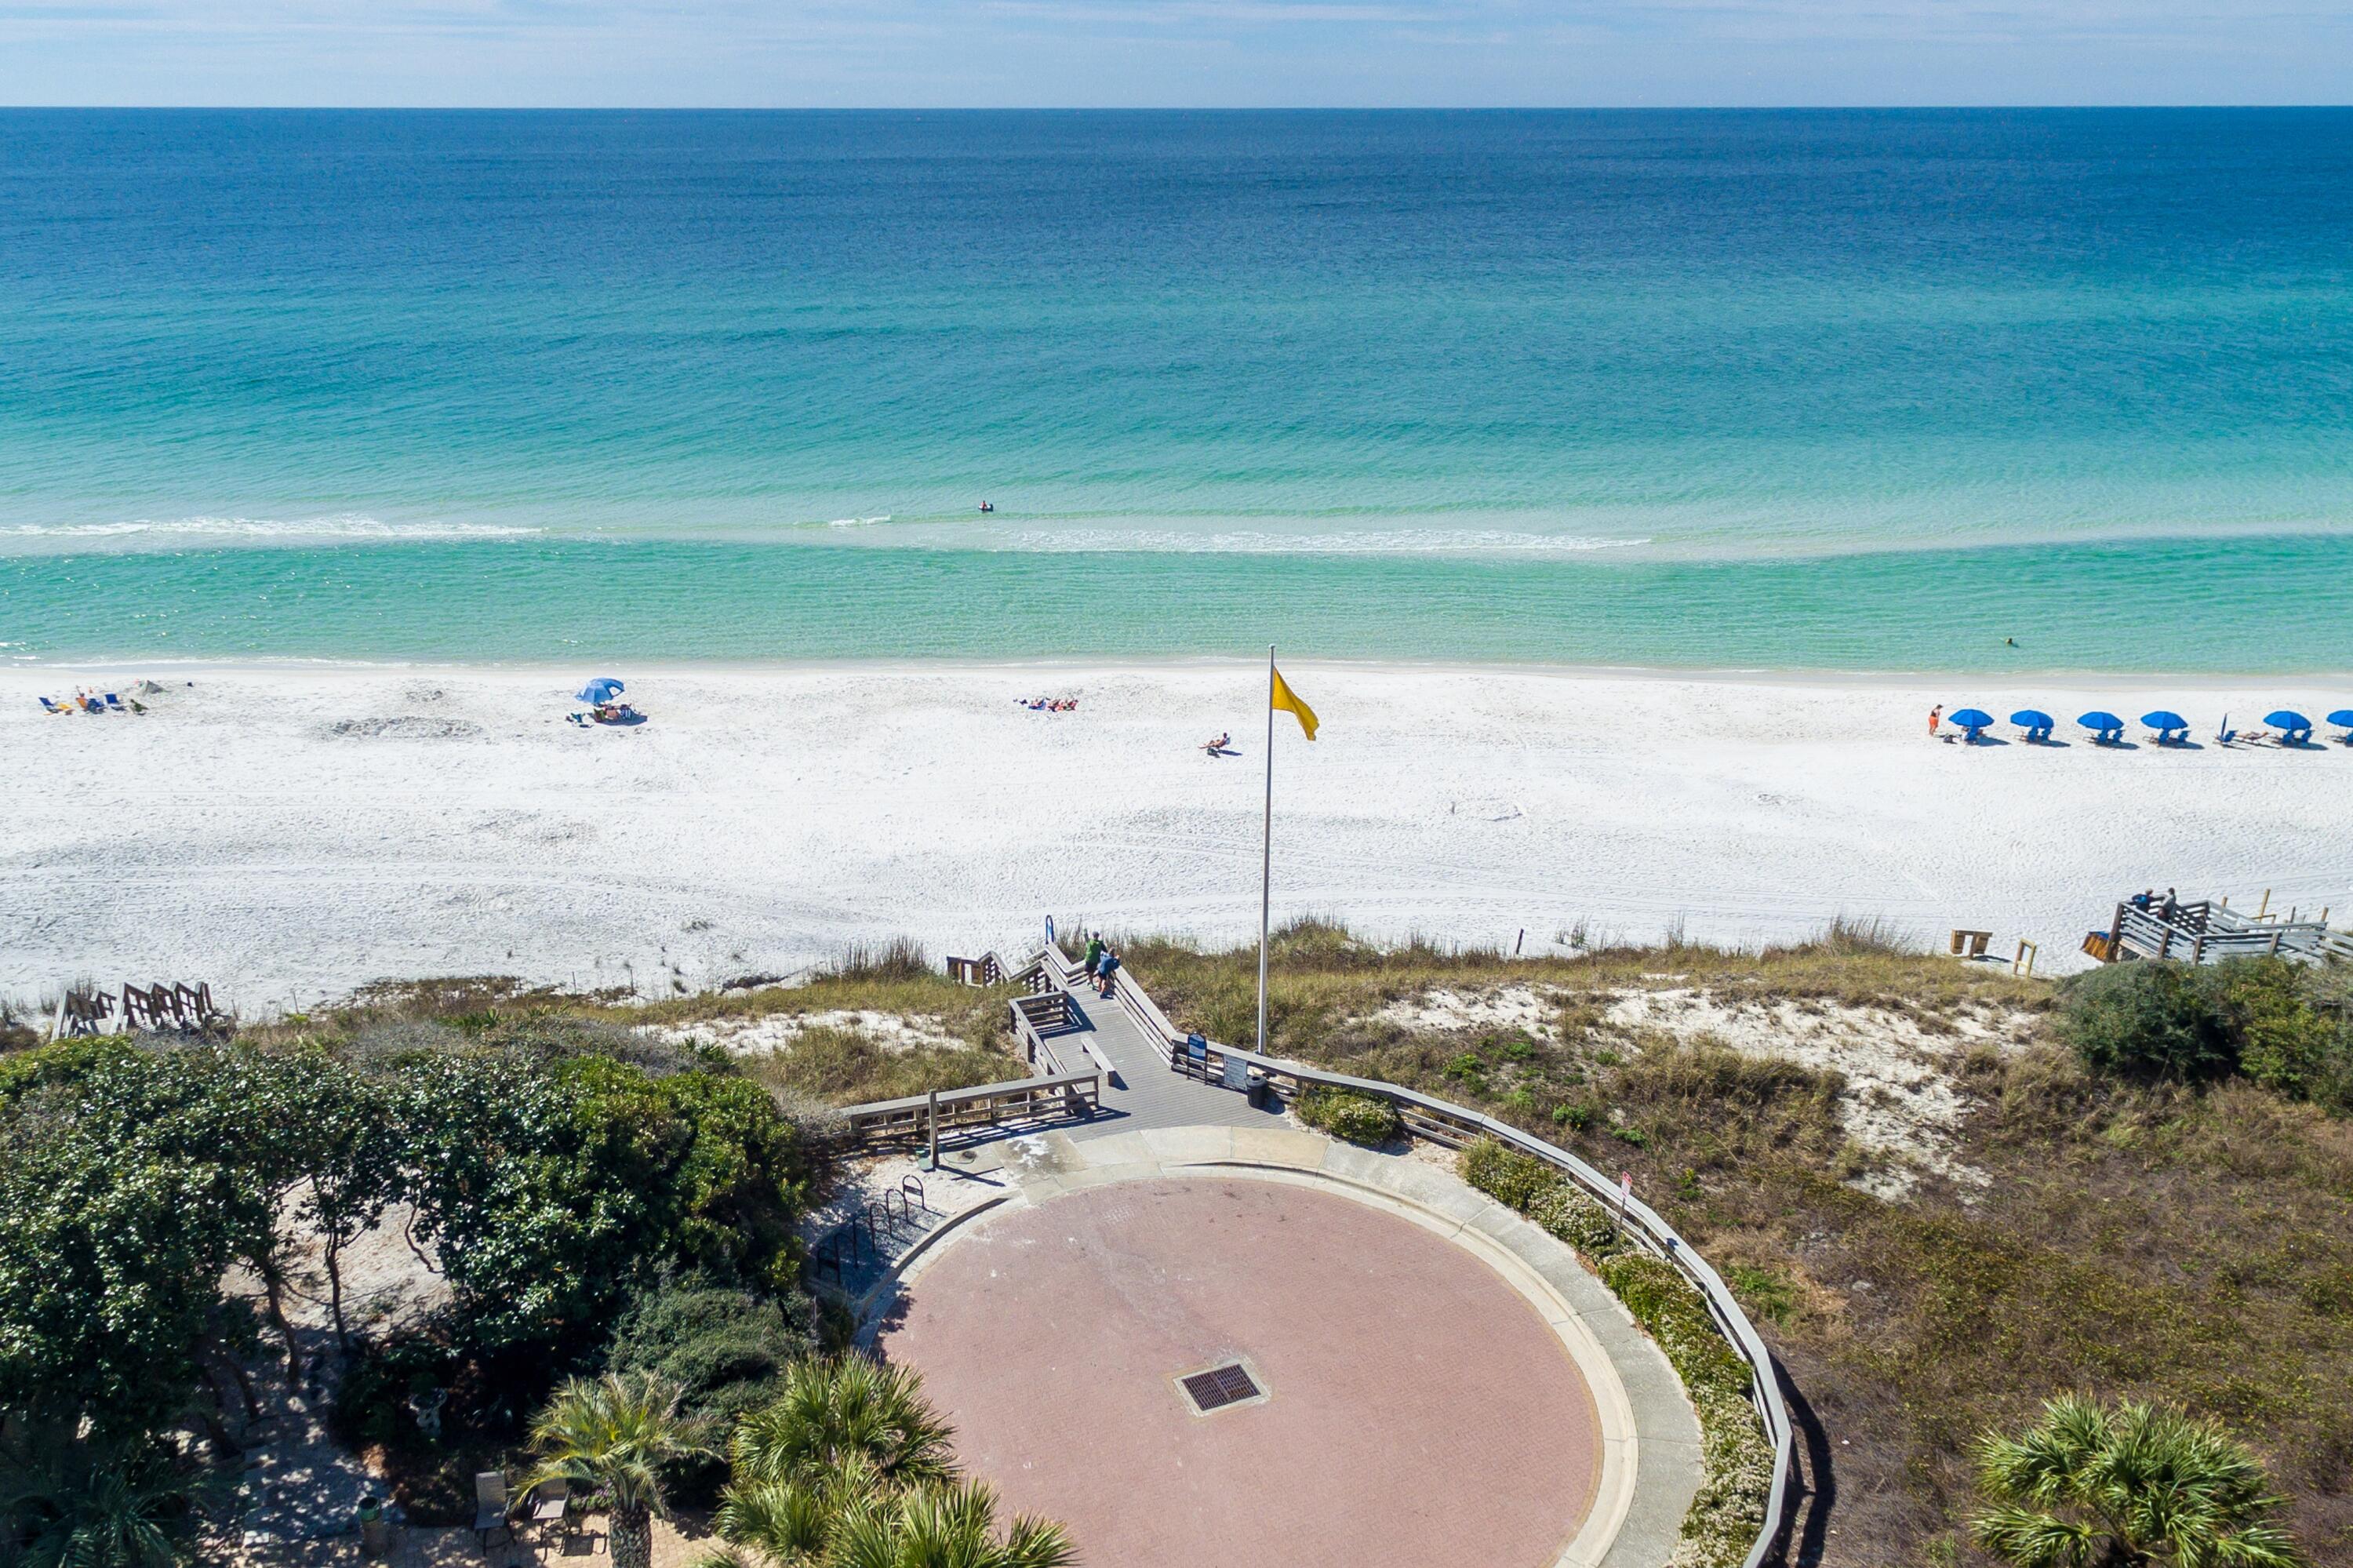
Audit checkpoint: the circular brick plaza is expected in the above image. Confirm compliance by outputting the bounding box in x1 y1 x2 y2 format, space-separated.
878 1173 1604 1568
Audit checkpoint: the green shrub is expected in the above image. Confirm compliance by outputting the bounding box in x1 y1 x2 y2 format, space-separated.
2057 962 2235 1082
2218 958 2343 1101
606 1280 817 1427
2058 957 2353 1108
1457 1137 1559 1211
1295 1086 1403 1145
1529 1182 1628 1258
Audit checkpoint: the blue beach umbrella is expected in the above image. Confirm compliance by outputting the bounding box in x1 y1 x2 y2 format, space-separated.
2264 709 2311 732
2010 709 2054 730
1948 708 1995 730
2141 710 2189 732
2078 711 2125 734
2329 709 2353 729
577 676 625 704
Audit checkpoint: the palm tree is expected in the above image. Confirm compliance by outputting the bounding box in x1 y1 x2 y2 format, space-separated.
1973 1395 2308 1568
0 1435 199 1568
728 1358 956 1493
822 1480 1075 1568
526 1373 711 1568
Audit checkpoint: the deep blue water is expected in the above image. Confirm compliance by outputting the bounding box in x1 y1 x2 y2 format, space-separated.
4 109 2351 668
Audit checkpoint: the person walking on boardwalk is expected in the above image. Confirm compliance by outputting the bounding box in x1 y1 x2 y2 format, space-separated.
1084 932 1105 974
1096 946 1121 998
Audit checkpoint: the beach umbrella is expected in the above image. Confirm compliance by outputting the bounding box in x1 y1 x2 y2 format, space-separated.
2010 709 2054 729
2140 710 2188 732
2264 709 2311 731
2078 711 2124 733
2329 709 2353 728
577 677 625 704
1948 708 1995 729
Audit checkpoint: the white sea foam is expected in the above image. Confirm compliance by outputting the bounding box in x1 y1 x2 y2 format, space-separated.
986 528 1652 555
0 515 541 544
824 515 894 528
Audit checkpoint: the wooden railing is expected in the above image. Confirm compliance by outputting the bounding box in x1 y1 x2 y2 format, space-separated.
2108 900 2341 966
1064 943 1795 1568
945 953 1005 987
835 1069 1101 1147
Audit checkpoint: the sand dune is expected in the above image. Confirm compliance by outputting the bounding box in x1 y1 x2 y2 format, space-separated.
5 661 2349 1016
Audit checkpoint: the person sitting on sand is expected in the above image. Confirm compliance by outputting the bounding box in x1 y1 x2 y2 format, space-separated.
1203 731 1230 755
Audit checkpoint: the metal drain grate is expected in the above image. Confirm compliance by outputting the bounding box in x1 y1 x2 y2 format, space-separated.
1180 1362 1260 1413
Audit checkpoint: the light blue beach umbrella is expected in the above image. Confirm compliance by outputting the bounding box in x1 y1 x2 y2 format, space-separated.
577 677 625 704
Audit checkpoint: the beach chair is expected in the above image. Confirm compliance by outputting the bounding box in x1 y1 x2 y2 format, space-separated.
38 697 67 715
104 693 125 712
472 1472 512 1550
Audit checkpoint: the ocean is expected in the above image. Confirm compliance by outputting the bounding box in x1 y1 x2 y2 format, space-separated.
3 108 2351 671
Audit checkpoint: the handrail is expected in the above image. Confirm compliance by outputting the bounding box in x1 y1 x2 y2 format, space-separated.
1093 948 1795 1568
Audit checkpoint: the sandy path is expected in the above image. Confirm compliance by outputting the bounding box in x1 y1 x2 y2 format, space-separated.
4 660 2349 1013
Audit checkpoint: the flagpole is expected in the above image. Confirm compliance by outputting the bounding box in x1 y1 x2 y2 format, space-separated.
1257 643 1275 1057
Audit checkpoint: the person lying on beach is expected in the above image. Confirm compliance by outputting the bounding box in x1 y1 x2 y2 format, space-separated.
1203 732 1231 755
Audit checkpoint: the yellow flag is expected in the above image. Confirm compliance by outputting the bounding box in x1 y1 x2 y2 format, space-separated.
1271 666 1318 740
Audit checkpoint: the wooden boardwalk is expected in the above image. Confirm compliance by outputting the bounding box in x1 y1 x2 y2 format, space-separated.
1053 980 1289 1139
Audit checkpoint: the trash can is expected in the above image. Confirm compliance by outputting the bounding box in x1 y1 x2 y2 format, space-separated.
1246 1068 1271 1110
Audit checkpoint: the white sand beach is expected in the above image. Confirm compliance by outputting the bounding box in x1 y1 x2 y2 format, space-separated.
5 661 2350 1016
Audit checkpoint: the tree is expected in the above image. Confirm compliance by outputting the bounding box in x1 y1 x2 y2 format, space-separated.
0 1432 204 1568
1973 1395 2308 1568
727 1359 955 1493
0 1133 242 1439
525 1373 710 1568
822 1481 1075 1568
288 1061 402 1348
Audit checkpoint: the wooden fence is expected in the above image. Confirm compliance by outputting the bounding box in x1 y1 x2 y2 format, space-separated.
835 1069 1101 1148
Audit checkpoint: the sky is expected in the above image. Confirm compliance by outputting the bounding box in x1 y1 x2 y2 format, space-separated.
0 0 2348 107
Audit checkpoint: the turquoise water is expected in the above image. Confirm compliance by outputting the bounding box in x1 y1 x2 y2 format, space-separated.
4 110 2351 670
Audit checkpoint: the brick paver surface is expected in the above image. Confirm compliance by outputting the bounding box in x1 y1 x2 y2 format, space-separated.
878 1176 1601 1568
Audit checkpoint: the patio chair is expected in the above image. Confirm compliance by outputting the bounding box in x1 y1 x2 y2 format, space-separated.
523 1479 569 1531
473 1472 513 1551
